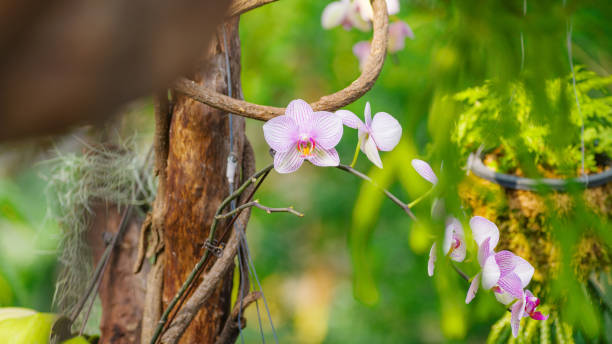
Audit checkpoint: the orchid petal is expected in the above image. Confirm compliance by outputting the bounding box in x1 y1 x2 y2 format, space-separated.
385 0 400 15
355 0 374 21
370 112 402 151
308 146 340 167
387 21 414 53
494 250 517 277
530 312 548 321
494 290 516 305
512 255 535 288
364 102 372 127
321 1 349 29
443 217 462 254
478 237 492 267
411 159 438 185
263 116 297 153
448 217 466 262
511 293 526 338
466 273 480 304
428 243 436 277
273 149 304 174
498 272 524 299
346 2 371 31
470 216 499 250
352 41 371 71
311 112 343 149
481 255 501 290
286 99 314 132
361 134 383 168
335 109 366 130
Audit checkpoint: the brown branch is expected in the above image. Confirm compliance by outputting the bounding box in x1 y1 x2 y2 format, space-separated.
174 0 389 121
227 0 278 17
160 229 241 344
216 200 304 219
214 292 262 344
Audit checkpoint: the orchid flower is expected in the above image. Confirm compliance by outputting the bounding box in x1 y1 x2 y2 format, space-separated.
465 216 535 305
336 102 402 168
387 21 414 53
411 159 438 185
321 0 370 31
354 0 400 22
263 99 343 174
353 21 414 70
509 290 549 337
428 216 466 276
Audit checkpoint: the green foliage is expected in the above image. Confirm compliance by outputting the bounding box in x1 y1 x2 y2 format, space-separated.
452 68 612 176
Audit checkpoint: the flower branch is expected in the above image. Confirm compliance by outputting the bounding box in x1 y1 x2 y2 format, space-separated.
216 200 304 219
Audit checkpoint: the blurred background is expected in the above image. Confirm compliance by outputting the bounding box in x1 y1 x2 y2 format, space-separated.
1 0 611 343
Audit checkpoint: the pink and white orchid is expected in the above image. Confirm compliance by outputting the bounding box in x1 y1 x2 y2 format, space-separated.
263 99 343 174
428 216 466 276
509 290 549 337
336 102 402 168
353 21 414 70
354 0 400 22
388 21 414 53
321 0 370 31
465 216 535 305
411 159 439 185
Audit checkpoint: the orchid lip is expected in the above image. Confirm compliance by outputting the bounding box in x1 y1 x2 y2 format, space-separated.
297 136 316 157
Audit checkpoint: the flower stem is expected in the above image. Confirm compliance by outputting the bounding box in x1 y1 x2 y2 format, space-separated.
350 140 361 168
407 187 434 209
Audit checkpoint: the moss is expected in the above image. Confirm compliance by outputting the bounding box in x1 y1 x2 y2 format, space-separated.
458 174 610 287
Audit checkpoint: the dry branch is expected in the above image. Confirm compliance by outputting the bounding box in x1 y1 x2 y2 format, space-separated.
214 292 262 344
215 200 304 219
174 0 389 121
227 0 278 17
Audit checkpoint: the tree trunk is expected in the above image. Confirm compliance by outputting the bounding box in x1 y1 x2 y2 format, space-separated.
160 17 245 343
88 204 147 344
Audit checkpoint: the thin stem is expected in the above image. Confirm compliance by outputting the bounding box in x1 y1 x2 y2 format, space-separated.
216 200 303 219
407 187 434 209
452 263 470 283
350 141 361 168
336 164 416 220
150 163 274 344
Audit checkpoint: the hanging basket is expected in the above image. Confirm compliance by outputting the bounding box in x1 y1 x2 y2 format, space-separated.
466 152 612 191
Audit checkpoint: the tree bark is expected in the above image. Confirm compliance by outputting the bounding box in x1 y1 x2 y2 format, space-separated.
160 17 245 343
88 204 147 344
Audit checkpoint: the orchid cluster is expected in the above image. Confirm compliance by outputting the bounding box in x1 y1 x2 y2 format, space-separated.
263 99 402 173
321 0 414 70
412 160 548 338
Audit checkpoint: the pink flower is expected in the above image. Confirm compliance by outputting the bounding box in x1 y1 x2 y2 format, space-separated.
353 41 371 71
428 217 466 276
354 0 400 22
387 21 414 53
510 290 549 337
352 21 414 71
263 99 343 174
321 0 370 31
411 159 439 185
336 102 402 168
465 216 534 304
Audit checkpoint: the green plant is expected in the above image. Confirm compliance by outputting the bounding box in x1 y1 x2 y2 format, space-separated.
452 67 612 177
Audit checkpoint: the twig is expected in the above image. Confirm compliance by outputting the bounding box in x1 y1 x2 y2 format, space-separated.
336 164 416 220
149 164 274 344
173 0 389 121
216 200 303 219
160 225 244 343
452 263 470 283
227 0 278 17
214 292 262 344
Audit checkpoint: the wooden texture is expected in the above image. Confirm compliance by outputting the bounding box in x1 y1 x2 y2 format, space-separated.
160 17 245 343
173 0 389 121
88 204 147 344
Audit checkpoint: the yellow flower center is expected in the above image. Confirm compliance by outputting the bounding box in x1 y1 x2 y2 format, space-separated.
297 137 316 157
